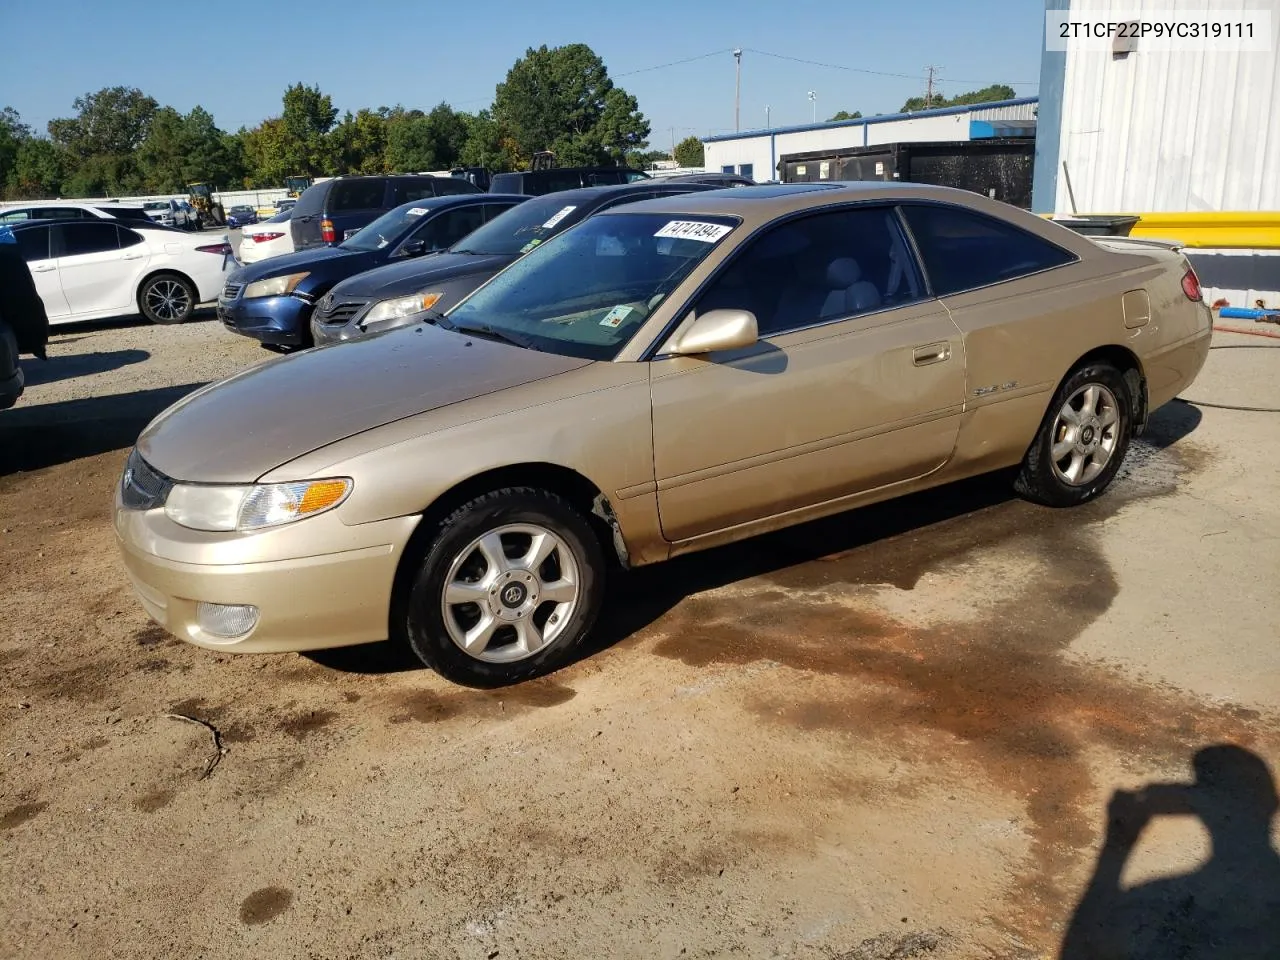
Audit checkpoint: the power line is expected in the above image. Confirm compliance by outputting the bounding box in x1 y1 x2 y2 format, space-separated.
742 47 1037 86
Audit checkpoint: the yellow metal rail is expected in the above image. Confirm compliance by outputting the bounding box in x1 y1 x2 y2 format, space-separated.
1048 212 1280 249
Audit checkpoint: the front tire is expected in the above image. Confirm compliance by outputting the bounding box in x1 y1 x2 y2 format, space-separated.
1015 362 1133 507
404 487 605 687
139 272 197 325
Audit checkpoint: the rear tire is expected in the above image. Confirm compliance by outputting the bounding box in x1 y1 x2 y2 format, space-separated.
139 272 197 325
403 487 606 687
1015 362 1133 507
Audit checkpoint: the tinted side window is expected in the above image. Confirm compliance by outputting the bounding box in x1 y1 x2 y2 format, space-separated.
58 221 122 257
37 207 85 220
901 204 1076 295
482 201 521 222
540 171 586 193
408 205 487 252
292 182 326 216
0 210 31 223
117 225 145 248
391 179 435 204
695 206 925 337
15 226 50 261
489 173 522 193
329 180 386 212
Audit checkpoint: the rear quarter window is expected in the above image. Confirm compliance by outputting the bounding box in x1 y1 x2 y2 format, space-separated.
901 203 1076 296
292 182 326 216
488 173 522 194
330 180 388 212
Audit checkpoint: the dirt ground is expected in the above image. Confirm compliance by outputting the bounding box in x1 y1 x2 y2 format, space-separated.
2 314 1278 960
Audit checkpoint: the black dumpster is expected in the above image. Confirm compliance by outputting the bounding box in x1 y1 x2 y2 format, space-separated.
1049 215 1140 237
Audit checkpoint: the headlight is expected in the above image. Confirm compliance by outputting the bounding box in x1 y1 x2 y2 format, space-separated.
163 478 352 532
362 292 444 328
243 272 310 299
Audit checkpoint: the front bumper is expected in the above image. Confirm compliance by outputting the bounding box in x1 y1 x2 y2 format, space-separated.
114 491 421 653
217 293 313 346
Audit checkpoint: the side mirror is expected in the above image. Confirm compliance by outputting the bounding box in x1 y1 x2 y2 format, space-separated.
665 309 758 356
399 240 427 258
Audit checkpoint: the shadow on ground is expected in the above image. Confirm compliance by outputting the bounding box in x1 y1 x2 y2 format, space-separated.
19 349 150 387
1061 744 1280 959
0 383 207 475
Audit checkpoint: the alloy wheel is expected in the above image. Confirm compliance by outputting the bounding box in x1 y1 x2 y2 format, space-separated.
1049 383 1120 486
145 279 191 322
439 523 581 663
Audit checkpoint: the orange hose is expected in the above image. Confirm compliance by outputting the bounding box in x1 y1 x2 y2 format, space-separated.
1213 324 1280 339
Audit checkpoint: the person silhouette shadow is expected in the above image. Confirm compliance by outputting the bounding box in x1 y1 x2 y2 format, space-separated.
1060 744 1280 959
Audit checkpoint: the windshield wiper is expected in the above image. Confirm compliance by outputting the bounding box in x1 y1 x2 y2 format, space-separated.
422 310 454 329
450 322 537 351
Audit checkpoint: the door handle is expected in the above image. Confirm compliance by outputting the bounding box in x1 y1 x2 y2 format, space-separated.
122 253 144 261
31 265 55 273
913 342 951 366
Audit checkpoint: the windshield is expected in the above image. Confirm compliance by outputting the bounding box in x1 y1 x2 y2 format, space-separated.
266 209 292 224
143 201 168 211
452 195 589 257
339 202 428 252
445 212 738 361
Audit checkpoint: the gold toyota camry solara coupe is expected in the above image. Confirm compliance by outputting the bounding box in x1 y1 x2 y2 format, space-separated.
116 183 1212 686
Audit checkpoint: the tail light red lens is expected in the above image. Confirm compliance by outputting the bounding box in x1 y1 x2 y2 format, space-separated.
250 232 285 243
195 243 233 256
321 218 335 243
1181 265 1203 301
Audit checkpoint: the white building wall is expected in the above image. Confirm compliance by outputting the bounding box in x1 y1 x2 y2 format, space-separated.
703 100 1038 181
1048 0 1280 213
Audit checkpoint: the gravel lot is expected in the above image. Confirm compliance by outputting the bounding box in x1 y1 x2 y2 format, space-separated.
1 315 1278 960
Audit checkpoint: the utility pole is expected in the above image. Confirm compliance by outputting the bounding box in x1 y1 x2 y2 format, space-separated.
733 49 743 132
924 65 941 109
670 126 676 163
765 104 771 129
807 90 817 124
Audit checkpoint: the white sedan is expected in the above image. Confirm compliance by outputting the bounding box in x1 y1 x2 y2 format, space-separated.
9 217 233 325
237 209 295 264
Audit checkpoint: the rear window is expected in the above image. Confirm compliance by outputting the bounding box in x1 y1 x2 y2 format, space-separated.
330 180 387 212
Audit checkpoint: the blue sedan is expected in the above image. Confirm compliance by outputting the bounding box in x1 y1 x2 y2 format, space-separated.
225 205 260 228
217 193 529 348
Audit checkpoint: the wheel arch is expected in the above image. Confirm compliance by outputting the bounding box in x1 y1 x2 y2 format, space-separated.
1059 343 1148 433
387 462 627 644
135 267 199 310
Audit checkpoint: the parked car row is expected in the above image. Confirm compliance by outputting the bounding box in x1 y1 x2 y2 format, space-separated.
115 181 1213 688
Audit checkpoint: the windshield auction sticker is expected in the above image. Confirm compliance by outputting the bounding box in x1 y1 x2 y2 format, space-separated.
655 221 732 242
541 206 577 229
407 207 429 216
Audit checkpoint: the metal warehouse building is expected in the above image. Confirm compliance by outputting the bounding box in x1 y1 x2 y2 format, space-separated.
1034 0 1280 306
701 98 1040 184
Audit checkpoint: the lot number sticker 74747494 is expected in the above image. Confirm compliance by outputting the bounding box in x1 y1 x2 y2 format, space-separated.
654 221 733 242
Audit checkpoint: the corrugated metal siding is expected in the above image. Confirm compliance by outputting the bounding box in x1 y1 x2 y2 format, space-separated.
1054 0 1280 213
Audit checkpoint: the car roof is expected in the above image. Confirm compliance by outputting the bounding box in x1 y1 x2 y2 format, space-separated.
394 192 528 213
606 181 970 220
516 181 708 207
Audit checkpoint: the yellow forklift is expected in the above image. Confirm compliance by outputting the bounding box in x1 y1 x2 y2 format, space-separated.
186 182 226 228
285 176 313 198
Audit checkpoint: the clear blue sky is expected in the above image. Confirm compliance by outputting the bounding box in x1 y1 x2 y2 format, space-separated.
0 0 1044 146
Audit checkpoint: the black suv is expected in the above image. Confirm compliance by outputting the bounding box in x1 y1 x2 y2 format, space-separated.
489 167 650 196
290 175 482 251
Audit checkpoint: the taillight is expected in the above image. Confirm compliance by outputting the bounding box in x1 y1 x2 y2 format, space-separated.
250 232 285 243
321 218 335 243
195 243 233 256
1181 265 1202 301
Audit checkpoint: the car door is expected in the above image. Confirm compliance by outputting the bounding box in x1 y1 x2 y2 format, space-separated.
13 225 71 320
54 221 137 315
649 205 966 542
897 203 1082 423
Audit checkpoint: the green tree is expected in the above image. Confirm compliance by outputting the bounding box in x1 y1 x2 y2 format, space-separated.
672 136 704 168
239 118 299 187
137 106 242 192
458 110 522 172
384 109 433 171
6 138 68 199
281 82 338 174
330 108 389 175
828 110 863 121
492 43 649 166
0 107 32 192
901 83 1016 113
46 86 159 194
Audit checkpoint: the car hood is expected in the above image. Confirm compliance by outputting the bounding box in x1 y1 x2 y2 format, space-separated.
136 323 593 483
331 251 515 301
229 246 358 284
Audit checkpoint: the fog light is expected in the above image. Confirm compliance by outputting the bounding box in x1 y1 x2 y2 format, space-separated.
196 602 259 639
